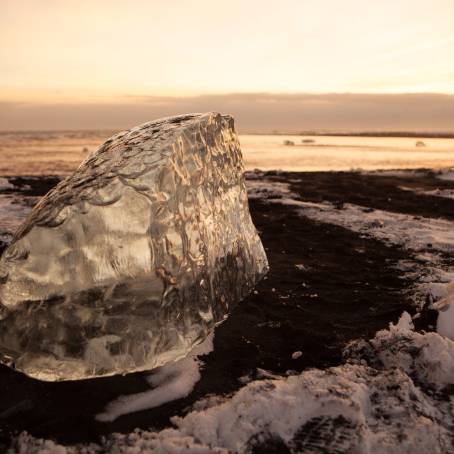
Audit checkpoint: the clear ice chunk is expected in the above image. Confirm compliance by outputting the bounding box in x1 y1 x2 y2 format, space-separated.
0 113 269 381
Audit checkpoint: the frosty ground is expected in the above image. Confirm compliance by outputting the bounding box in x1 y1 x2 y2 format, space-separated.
1 169 454 453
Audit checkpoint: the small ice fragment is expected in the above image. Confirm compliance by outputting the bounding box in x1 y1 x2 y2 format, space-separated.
238 374 252 384
256 368 280 379
291 351 303 360
392 312 414 332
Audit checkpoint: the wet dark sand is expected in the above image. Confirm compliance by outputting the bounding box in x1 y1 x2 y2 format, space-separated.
0 170 451 448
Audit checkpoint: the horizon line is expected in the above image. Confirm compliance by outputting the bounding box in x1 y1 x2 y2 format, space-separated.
2 91 454 106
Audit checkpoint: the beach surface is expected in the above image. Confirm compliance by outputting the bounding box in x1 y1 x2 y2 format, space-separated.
2 131 454 175
1 168 454 452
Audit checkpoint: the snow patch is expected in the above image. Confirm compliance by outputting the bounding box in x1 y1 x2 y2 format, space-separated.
399 186 454 201
282 200 454 254
96 333 214 422
269 195 454 341
365 312 454 388
395 311 414 331
0 177 14 190
436 170 454 181
361 169 426 178
10 318 454 453
246 180 297 200
437 298 454 340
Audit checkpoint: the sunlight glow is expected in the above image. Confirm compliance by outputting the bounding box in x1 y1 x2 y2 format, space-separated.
1 0 454 103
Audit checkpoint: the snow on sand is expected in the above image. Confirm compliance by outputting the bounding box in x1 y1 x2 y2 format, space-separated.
9 314 454 453
248 178 454 341
96 334 214 422
7 177 454 453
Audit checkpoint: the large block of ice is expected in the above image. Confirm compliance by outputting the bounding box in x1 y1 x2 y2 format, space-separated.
0 113 268 381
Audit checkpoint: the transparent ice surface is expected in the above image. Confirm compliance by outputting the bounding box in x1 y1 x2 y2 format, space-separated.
0 113 269 381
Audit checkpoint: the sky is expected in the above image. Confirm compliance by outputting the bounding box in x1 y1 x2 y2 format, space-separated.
1 0 454 131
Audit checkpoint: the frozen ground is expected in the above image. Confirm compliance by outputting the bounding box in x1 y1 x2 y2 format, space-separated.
249 177 454 341
3 171 454 453
8 313 454 453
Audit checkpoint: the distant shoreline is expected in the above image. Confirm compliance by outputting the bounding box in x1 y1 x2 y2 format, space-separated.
1 129 454 139
242 131 454 139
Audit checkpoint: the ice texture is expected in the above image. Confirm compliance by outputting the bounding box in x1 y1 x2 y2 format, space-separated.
0 112 268 381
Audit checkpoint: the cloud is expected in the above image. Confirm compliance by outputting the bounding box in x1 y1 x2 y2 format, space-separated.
1 93 454 132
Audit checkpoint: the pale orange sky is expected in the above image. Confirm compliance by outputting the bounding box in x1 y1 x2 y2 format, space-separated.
1 0 454 130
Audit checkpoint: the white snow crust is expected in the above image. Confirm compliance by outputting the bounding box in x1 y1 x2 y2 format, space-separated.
96 334 214 422
436 170 454 181
399 185 454 201
0 177 15 190
9 316 454 453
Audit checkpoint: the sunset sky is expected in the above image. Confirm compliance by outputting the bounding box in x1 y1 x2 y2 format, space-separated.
1 0 454 130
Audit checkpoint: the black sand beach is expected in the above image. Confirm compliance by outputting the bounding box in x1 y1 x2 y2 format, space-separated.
0 169 452 449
